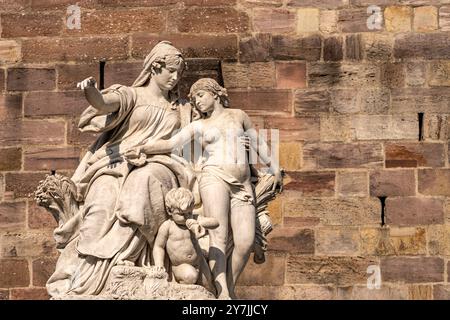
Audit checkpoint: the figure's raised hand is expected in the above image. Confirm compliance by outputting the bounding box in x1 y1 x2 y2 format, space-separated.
77 77 97 90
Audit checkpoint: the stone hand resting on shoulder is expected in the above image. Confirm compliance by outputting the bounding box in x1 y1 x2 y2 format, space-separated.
126 78 282 299
152 188 218 290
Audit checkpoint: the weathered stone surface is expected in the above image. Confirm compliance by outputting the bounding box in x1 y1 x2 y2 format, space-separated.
222 62 275 88
228 89 291 112
267 227 314 253
272 35 322 61
287 0 344 8
394 33 450 60
381 257 444 283
363 33 394 61
28 201 57 229
24 91 86 118
391 88 450 114
413 6 438 32
284 171 335 196
1 13 62 38
236 285 335 300
331 88 390 114
264 117 320 142
337 171 368 197
132 34 238 61
297 8 320 32
320 10 338 33
0 120 65 147
381 62 405 88
0 259 29 288
23 146 81 171
276 62 306 89
385 6 412 33
338 285 409 300
286 256 377 285
360 227 427 256
345 34 363 61
424 114 449 141
320 116 353 142
284 197 380 226
351 115 418 141
316 227 359 256
323 36 343 62
385 143 445 168
409 285 433 300
0 289 9 300
253 9 296 33
0 202 26 230
303 143 383 169
338 9 378 32
406 62 426 87
0 231 57 258
239 33 272 62
279 142 302 171
439 6 450 31
418 169 450 196
57 63 100 91
429 61 450 87
370 170 416 197
434 285 450 300
7 68 55 92
9 288 49 300
283 216 320 228
308 63 379 88
428 225 450 256
294 89 330 114
0 40 21 64
4 172 48 199
237 254 285 286
0 147 21 171
22 36 129 63
32 257 57 287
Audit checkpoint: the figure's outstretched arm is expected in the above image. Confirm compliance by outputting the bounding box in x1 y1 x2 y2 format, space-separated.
152 221 170 268
78 77 120 114
141 122 200 155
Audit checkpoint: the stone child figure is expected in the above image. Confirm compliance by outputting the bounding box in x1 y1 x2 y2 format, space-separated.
126 78 282 299
153 187 218 291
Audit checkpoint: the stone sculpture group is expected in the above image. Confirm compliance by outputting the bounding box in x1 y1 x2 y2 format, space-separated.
34 41 283 300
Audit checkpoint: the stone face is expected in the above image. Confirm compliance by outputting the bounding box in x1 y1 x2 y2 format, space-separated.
360 227 427 256
338 9 378 33
0 40 21 64
381 62 405 88
0 202 26 230
439 6 450 31
331 88 390 114
237 254 285 286
428 225 450 256
285 172 335 196
23 146 81 171
297 8 320 32
345 34 363 61
409 285 433 300
239 33 272 62
7 68 56 92
428 61 450 87
267 227 314 253
9 288 50 300
272 35 322 61
264 117 320 142
279 142 302 171
413 6 438 32
57 64 100 91
405 62 426 87
174 8 249 33
418 169 450 196
381 257 444 283
385 143 445 168
320 10 338 33
222 62 275 89
284 197 380 226
303 143 383 169
370 170 416 197
0 259 30 288
1 13 62 38
228 89 291 112
0 120 65 147
424 114 449 141
4 172 48 199
32 257 57 287
320 116 353 142
24 91 86 118
28 201 57 229
391 88 450 114
276 62 306 89
286 256 377 285
385 6 412 33
308 63 379 88
0 147 22 171
132 34 238 61
295 89 330 114
337 171 368 197
253 9 296 33
22 36 129 63
434 285 450 300
386 198 444 226
342 285 409 300
236 285 335 300
351 115 418 141
0 231 57 258
363 33 394 61
394 33 450 60
316 227 359 256
323 36 343 62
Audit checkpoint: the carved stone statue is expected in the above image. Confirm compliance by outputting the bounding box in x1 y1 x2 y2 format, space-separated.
34 41 283 300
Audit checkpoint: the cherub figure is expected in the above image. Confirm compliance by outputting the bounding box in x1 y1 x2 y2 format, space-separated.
152 187 218 291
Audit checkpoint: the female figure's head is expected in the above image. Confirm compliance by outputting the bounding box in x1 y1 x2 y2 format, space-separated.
188 78 229 119
132 41 185 101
